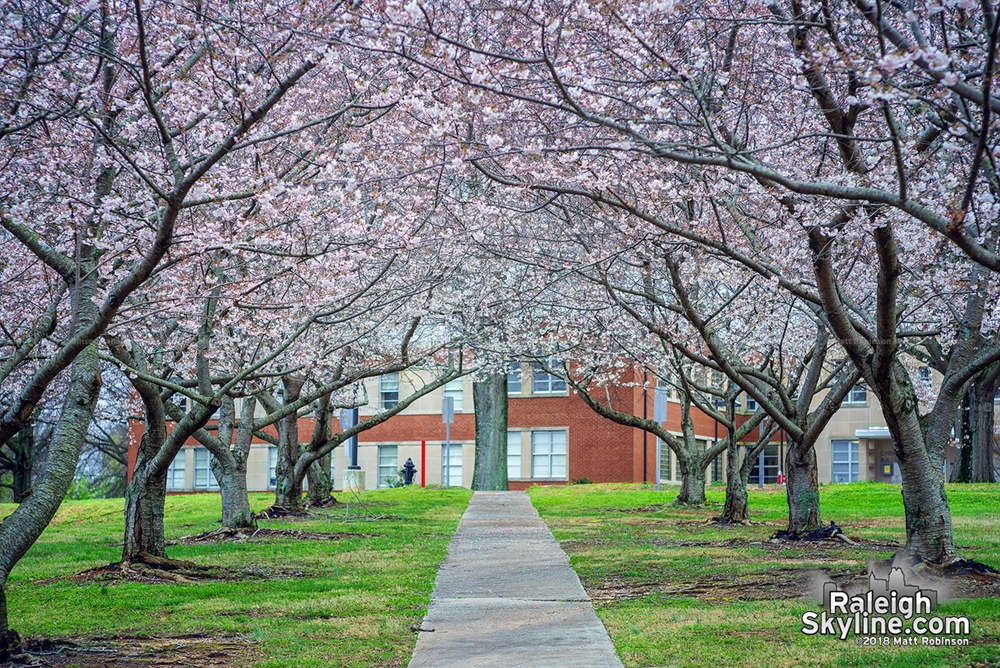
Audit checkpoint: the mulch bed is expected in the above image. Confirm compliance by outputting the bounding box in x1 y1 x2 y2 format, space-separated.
35 561 310 587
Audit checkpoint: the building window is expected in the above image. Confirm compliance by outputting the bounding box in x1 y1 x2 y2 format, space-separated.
661 439 671 482
380 372 399 409
507 431 521 479
193 447 219 490
843 385 867 405
531 430 567 478
166 451 185 490
831 440 859 483
711 454 723 483
918 367 931 384
378 445 398 488
445 443 463 487
744 393 758 411
507 362 522 395
444 378 464 412
531 359 566 394
748 445 780 485
268 447 277 489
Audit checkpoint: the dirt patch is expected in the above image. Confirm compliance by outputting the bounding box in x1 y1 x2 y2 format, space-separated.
587 563 1000 605
650 534 904 556
582 537 1000 605
19 633 256 667
37 562 311 587
587 566 815 604
254 506 404 523
674 519 781 529
170 527 383 545
600 504 671 513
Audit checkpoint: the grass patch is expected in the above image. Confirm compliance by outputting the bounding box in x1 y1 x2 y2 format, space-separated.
530 482 1000 668
1 487 470 667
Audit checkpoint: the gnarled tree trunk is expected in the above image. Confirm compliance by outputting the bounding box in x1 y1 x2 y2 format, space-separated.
784 441 821 534
884 363 957 565
306 455 333 504
721 441 748 522
673 455 707 505
273 377 305 512
122 447 169 561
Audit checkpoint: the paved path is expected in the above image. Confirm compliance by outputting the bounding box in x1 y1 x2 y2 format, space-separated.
408 491 623 668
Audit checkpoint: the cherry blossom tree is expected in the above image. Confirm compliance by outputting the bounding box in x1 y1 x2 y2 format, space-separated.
0 0 399 644
356 0 999 566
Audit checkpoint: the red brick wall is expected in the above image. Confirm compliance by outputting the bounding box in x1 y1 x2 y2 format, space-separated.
126 379 767 486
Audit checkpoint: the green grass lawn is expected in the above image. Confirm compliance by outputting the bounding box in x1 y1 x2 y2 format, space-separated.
529 482 1000 668
1 486 470 667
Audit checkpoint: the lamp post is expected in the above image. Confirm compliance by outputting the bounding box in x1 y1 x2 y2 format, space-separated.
442 395 454 489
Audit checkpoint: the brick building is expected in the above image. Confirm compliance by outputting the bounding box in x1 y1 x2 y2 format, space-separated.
129 364 999 493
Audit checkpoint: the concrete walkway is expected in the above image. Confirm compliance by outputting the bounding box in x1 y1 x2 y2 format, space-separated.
408 491 623 668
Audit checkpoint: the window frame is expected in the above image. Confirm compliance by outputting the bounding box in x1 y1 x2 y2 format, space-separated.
378 445 399 488
831 440 860 483
380 372 400 410
842 384 867 405
193 447 219 491
443 378 464 412
507 362 522 396
268 446 278 490
444 443 463 487
531 359 567 395
166 451 185 490
507 430 522 479
531 429 568 479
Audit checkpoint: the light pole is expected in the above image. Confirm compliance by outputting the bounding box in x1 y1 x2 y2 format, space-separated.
442 395 454 489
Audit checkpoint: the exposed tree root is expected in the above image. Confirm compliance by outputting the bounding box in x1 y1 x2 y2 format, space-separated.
38 560 313 587
305 494 340 509
170 527 381 545
668 498 714 509
707 517 770 527
252 505 311 520
601 504 669 513
903 557 1000 580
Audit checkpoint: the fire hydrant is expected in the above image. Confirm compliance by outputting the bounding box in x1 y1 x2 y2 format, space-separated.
402 458 417 486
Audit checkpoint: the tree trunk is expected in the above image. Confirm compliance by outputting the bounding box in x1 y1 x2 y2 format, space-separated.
0 346 101 640
471 373 508 491
950 390 974 482
7 422 33 502
122 454 168 562
673 456 707 505
897 453 956 565
215 462 254 528
306 455 333 504
971 371 998 483
721 442 748 522
274 377 305 511
784 442 821 534
0 589 20 658
883 365 957 565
